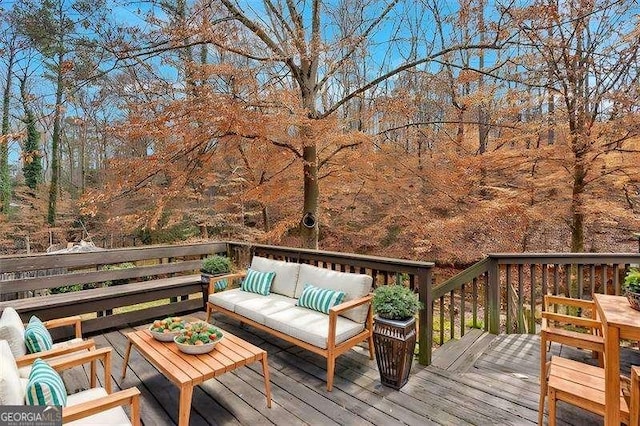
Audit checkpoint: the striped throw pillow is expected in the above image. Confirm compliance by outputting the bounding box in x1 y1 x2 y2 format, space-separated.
24 316 53 353
241 268 275 295
25 358 67 406
214 279 228 292
296 284 345 314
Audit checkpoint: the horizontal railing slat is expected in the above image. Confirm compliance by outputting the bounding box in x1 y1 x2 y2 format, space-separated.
492 253 640 265
240 242 435 274
0 259 202 294
0 242 226 273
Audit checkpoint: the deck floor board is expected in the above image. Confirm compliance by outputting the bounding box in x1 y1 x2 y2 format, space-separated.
58 311 639 425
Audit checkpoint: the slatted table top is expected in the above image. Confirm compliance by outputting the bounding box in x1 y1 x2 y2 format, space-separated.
125 326 267 387
594 294 640 339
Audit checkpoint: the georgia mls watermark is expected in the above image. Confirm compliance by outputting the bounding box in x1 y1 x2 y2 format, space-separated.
0 406 62 426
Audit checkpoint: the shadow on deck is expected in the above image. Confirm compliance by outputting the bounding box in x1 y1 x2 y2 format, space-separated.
63 312 639 425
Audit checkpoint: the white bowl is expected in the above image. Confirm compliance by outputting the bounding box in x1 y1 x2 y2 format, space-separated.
149 326 183 342
174 335 222 355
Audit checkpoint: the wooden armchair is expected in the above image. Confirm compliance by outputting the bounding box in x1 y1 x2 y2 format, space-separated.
48 347 141 425
0 307 97 382
538 295 604 425
546 356 638 425
0 340 140 425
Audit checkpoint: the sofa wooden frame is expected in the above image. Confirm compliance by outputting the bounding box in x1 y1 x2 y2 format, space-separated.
205 272 374 391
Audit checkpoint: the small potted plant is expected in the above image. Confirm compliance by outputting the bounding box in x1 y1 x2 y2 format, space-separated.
200 255 232 291
372 285 422 389
623 268 640 311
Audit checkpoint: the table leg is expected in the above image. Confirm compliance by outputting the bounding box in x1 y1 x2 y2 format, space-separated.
90 360 97 388
604 325 620 425
122 340 133 380
178 384 194 426
261 353 272 408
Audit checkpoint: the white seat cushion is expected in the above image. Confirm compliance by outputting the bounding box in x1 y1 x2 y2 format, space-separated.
52 337 84 349
18 339 88 378
234 294 297 325
264 307 364 349
209 288 263 312
66 387 132 425
0 307 27 357
250 256 301 298
295 264 373 323
0 340 23 405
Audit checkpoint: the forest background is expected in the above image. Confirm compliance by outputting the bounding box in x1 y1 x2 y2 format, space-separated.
1 0 639 268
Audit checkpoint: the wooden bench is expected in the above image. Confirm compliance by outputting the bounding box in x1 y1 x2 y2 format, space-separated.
1 275 204 336
0 243 227 337
546 355 636 425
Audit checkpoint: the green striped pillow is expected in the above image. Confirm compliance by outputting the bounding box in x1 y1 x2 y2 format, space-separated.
241 269 275 295
296 284 345 314
24 316 53 353
25 358 67 406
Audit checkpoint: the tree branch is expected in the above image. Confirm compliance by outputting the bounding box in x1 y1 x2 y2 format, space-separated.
317 0 401 89
318 141 362 168
320 41 502 119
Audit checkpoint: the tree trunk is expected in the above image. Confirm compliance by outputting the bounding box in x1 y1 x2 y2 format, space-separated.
298 52 320 249
48 52 65 225
0 41 16 213
477 0 489 155
301 144 319 249
570 137 586 252
456 107 465 151
262 204 270 232
21 75 43 190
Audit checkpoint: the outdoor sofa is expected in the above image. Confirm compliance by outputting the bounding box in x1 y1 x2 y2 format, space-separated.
206 256 374 391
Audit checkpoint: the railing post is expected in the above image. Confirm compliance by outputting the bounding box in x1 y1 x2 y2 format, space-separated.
487 257 500 334
418 266 433 365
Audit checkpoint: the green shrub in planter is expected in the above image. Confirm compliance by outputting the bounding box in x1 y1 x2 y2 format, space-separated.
623 268 640 293
372 285 422 320
201 255 231 275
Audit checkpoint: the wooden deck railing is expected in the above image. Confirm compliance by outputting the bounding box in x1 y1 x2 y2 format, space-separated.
432 253 640 346
0 241 437 362
0 242 227 334
4 242 635 368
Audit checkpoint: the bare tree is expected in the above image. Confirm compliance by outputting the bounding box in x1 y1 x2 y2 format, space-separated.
509 0 640 251
207 0 504 248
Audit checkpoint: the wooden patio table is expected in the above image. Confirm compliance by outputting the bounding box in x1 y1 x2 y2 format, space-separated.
593 293 640 426
121 325 272 426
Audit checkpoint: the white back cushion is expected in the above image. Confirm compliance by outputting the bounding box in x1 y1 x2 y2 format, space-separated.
295 264 373 323
0 308 27 357
0 340 24 405
250 256 300 298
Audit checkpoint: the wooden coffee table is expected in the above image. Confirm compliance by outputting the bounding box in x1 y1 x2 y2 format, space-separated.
121 325 271 426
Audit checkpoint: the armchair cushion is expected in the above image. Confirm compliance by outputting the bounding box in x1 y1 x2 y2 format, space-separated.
18 338 86 378
25 359 67 406
24 316 53 353
0 340 23 405
66 387 132 426
0 307 27 357
296 284 345 314
250 256 300 297
241 268 275 296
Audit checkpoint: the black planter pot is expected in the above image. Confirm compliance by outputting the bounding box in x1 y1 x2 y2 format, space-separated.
373 315 416 390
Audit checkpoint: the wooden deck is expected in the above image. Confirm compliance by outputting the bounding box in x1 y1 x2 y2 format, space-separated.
62 311 640 425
